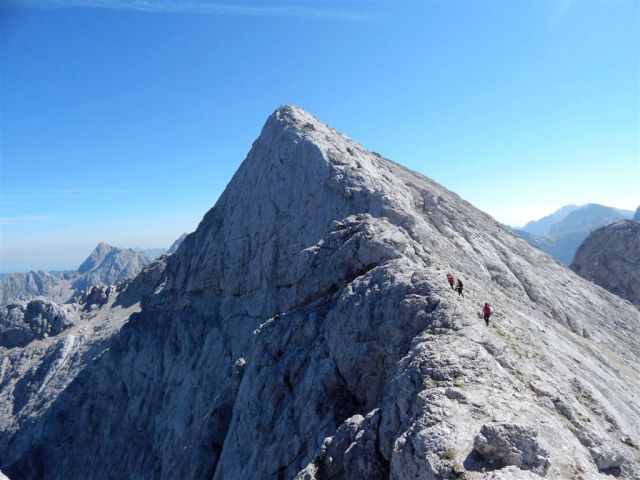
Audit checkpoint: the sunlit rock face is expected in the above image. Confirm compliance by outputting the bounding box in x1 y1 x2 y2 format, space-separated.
0 106 639 480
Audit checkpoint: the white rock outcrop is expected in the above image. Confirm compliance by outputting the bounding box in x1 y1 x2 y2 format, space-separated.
0 106 638 480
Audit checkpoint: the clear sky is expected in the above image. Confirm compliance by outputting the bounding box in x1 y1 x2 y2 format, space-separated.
1 0 638 272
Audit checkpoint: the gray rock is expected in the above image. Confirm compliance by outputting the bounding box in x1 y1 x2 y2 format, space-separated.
473 423 549 475
0 106 639 480
576 428 626 471
296 409 388 480
0 300 74 348
75 285 116 311
571 220 640 307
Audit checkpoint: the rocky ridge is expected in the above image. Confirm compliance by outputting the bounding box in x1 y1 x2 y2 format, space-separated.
0 106 638 480
571 220 640 307
167 233 189 254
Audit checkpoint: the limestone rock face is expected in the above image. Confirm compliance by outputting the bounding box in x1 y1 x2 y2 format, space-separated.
571 220 640 307
0 301 74 348
472 423 549 475
0 106 639 480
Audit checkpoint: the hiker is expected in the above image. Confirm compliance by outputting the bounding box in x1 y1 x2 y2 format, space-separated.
482 302 492 326
456 278 464 297
446 272 455 290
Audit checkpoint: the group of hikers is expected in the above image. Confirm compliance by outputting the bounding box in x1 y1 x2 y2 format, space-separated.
446 271 493 326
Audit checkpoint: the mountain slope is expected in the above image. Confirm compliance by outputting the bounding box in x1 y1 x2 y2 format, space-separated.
0 106 638 480
571 220 640 307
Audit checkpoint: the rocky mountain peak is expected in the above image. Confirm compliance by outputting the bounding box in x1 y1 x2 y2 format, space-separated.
1 107 639 480
77 242 117 274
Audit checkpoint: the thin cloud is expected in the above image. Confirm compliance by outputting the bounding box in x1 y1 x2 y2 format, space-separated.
550 0 573 26
6 0 376 22
0 215 51 225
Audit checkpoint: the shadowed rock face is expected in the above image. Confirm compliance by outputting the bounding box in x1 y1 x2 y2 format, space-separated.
0 106 639 480
571 220 640 307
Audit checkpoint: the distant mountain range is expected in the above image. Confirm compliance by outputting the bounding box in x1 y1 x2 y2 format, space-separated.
132 234 189 262
0 243 151 304
514 203 635 265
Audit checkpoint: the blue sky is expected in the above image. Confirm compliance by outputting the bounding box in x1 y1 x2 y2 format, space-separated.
1 0 638 272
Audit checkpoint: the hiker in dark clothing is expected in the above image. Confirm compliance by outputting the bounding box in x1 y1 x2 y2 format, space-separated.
482 302 492 326
456 279 464 296
446 272 455 290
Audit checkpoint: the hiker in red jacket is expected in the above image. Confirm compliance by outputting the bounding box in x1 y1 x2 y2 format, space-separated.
446 272 455 290
482 302 492 326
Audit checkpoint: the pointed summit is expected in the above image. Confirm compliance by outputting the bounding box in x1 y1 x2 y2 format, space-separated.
78 242 115 274
75 242 150 289
2 107 639 480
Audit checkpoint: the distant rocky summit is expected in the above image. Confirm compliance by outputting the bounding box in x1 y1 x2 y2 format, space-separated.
634 206 640 221
74 242 149 290
0 243 150 304
0 106 639 480
519 205 579 237
571 220 640 307
515 204 634 265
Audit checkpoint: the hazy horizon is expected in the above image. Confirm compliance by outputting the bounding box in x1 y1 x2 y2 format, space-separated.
1 0 638 272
